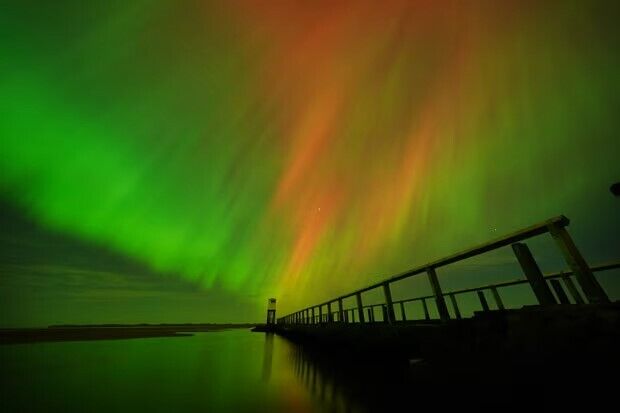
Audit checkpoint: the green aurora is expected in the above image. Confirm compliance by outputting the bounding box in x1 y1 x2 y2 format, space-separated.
1 0 619 326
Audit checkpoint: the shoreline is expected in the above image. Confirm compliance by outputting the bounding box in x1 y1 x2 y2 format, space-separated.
0 324 256 345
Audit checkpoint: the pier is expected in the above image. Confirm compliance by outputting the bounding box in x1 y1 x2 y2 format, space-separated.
268 216 620 362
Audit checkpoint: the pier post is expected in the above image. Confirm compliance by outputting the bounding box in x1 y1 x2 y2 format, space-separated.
512 242 557 305
449 293 462 319
550 279 570 304
400 302 407 321
547 222 610 304
477 290 490 311
367 308 373 322
421 298 430 320
427 268 450 322
561 274 584 304
338 299 344 323
490 286 505 310
356 293 365 323
382 283 396 323
327 302 333 323
311 307 316 324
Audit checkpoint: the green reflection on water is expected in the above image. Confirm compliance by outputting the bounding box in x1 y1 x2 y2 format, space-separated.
0 330 336 413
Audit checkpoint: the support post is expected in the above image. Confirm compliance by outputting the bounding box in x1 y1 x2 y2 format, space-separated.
319 305 323 323
400 302 407 321
550 279 570 304
311 307 315 324
382 283 396 323
490 286 505 310
327 302 333 322
477 290 490 311
367 308 373 322
562 274 585 304
548 222 609 304
449 293 462 319
421 298 430 320
356 293 365 323
427 268 450 322
512 242 557 305
338 298 344 323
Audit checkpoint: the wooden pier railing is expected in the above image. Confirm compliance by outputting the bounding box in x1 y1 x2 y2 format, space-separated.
278 215 616 325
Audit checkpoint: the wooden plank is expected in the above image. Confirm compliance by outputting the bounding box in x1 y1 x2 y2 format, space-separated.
477 290 490 311
449 293 461 319
550 279 570 304
422 298 430 320
382 283 396 323
490 286 505 310
562 275 584 304
356 293 365 323
548 223 610 304
427 268 450 322
512 242 557 305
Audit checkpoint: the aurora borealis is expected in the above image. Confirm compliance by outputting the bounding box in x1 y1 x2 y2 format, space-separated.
1 1 619 326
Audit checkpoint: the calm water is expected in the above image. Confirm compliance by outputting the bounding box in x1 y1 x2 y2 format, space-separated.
3 329 608 411
0 330 405 413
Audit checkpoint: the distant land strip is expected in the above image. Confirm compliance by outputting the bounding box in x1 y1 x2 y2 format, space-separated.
0 324 258 345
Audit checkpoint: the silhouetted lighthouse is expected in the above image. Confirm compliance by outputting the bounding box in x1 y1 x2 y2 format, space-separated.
266 298 276 325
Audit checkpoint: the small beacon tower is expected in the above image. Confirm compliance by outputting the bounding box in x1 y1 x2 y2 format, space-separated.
266 298 277 325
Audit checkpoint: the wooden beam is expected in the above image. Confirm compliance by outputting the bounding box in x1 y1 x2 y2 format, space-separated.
512 242 556 305
449 293 461 319
427 268 450 322
548 223 610 304
356 293 365 323
422 298 430 320
561 275 584 304
490 286 505 310
550 279 570 304
382 283 396 323
477 290 490 311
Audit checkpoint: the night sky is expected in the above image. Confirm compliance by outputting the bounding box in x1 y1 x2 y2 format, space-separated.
1 1 619 327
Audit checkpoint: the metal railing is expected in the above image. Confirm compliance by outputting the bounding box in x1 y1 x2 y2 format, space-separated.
278 216 615 325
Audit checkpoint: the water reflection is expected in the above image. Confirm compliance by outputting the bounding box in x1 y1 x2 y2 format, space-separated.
261 333 274 382
0 330 549 412
284 342 413 413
